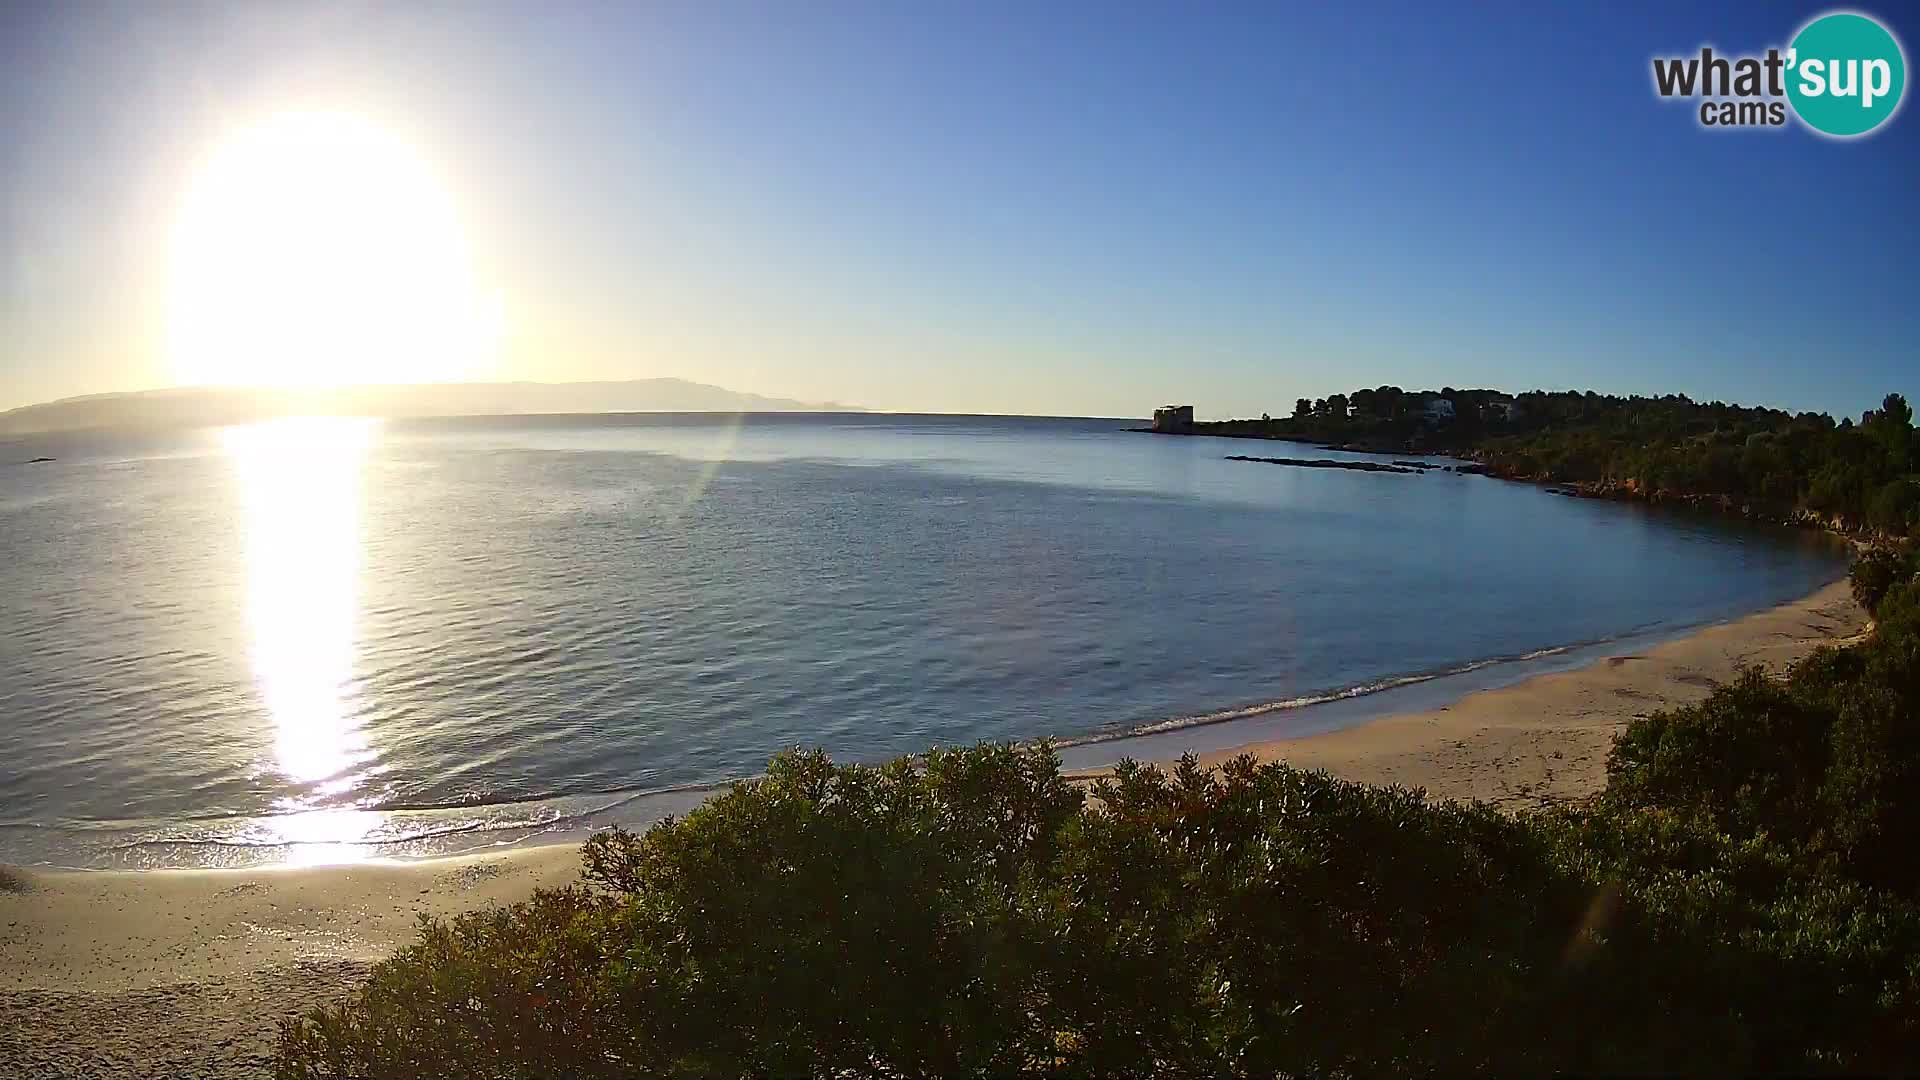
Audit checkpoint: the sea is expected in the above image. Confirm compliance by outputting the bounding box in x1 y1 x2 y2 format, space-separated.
0 412 1847 868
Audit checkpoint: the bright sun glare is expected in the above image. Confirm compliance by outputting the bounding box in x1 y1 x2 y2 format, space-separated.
225 415 383 864
170 111 499 389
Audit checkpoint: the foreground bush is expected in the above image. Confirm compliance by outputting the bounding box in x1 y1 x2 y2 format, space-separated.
1606 577 1920 895
276 738 1920 1078
1851 544 1916 614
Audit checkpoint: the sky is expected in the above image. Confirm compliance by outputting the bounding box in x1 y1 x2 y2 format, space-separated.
1 0 1915 420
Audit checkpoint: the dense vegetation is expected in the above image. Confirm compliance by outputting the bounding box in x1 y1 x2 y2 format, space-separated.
1213 388 1919 538
278 547 1920 1077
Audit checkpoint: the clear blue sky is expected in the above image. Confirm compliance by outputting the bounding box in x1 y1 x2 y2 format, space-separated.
2 0 1914 419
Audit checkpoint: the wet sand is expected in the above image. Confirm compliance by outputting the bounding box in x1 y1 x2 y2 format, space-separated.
0 578 1867 1076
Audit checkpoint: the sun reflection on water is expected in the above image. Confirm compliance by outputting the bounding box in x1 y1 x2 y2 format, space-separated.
224 416 381 864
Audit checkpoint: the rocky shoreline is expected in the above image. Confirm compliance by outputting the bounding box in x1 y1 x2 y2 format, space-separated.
1465 463 1858 536
1224 454 1486 476
1141 426 1873 542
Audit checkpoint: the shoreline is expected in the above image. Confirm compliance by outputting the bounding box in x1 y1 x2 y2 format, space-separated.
1077 576 1865 809
0 577 1869 1074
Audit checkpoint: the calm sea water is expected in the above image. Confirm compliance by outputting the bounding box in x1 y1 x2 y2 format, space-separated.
0 413 1844 867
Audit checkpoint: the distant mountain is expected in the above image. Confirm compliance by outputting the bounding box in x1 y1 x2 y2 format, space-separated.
0 380 867 436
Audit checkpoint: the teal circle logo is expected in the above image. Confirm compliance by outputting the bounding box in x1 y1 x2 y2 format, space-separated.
1787 12 1907 137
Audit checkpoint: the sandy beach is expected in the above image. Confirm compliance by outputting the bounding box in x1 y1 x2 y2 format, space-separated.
0 578 1868 1077
1175 577 1868 810
0 846 584 1077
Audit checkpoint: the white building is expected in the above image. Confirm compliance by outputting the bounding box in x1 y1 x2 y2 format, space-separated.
1421 397 1455 422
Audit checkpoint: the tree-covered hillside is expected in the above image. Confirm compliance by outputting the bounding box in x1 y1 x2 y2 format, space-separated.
1204 388 1917 537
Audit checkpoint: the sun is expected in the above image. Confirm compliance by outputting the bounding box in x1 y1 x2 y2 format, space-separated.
168 111 500 389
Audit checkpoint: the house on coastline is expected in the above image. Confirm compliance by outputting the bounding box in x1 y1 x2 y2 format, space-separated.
1152 404 1195 433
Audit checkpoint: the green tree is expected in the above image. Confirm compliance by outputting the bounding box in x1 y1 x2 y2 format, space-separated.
1866 392 1913 474
1869 479 1918 534
1378 385 1406 419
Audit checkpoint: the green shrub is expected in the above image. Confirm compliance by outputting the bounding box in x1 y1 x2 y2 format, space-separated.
273 886 630 1078
1869 480 1920 535
1540 806 1920 1071
1851 546 1915 614
1605 581 1920 897
1604 667 1832 845
278 744 1082 1079
1878 578 1920 636
276 744 1920 1077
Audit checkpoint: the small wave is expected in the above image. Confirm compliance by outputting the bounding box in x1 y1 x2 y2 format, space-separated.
9 626 1711 870
1056 642 1583 748
41 643 1609 863
371 775 737 816
77 780 736 866
590 777 749 814
105 812 557 854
